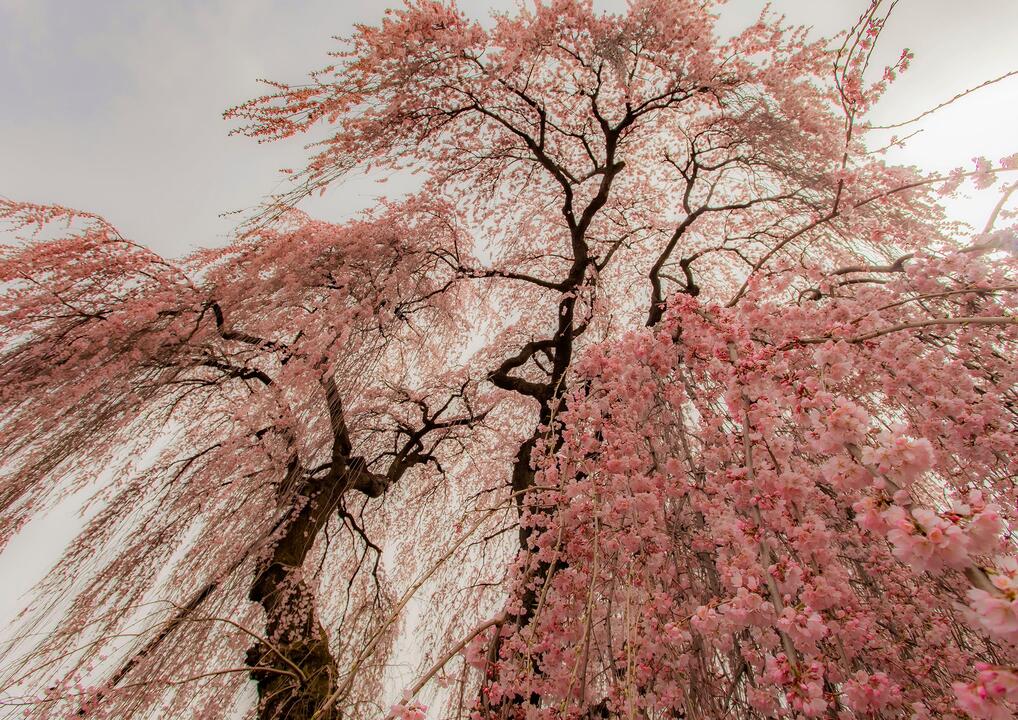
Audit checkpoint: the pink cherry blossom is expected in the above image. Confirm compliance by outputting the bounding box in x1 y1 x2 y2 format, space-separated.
1 2 1017 719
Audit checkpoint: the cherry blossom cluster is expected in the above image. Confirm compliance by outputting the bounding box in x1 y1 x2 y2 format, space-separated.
492 246 1017 718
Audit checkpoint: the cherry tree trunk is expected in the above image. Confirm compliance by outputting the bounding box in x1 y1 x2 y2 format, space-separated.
246 465 345 720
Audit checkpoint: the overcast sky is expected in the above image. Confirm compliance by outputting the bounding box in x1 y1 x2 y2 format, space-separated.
0 0 1015 643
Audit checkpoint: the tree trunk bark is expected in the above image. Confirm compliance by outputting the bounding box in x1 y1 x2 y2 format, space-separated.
246 466 347 720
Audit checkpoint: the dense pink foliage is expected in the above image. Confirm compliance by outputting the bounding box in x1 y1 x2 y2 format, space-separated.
0 2 1016 719
500 257 1018 717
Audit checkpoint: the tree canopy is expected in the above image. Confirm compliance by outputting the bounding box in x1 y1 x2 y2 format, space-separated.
1 1 1017 719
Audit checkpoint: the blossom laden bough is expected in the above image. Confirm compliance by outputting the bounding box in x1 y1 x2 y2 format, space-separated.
1 1 1017 719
